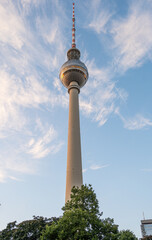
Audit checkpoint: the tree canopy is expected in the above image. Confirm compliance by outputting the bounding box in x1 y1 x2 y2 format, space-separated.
0 216 58 240
41 185 137 240
118 230 138 240
0 185 138 240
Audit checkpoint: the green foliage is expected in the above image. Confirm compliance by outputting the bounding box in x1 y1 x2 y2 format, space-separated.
0 221 16 240
62 184 100 215
0 216 57 240
41 184 119 240
118 230 138 240
0 185 138 240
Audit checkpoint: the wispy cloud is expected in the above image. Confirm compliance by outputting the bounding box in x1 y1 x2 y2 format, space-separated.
0 70 51 136
21 0 41 12
111 0 152 72
83 0 152 128
0 0 69 132
115 109 152 130
0 1 25 50
80 60 123 126
0 152 36 183
36 13 67 70
82 164 109 173
88 0 114 34
0 1 68 182
87 0 152 72
27 125 63 159
0 120 63 182
90 164 110 171
124 116 152 130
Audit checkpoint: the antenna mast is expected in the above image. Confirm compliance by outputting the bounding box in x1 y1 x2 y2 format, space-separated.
72 2 76 48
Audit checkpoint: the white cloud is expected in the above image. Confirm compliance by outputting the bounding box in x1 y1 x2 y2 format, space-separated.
86 0 152 74
89 6 113 34
0 1 25 50
0 1 119 131
124 116 152 130
0 1 68 183
0 120 63 182
116 109 152 130
53 77 62 92
0 0 67 75
27 126 59 159
115 88 128 103
5 157 35 175
80 60 118 126
124 115 152 130
0 152 36 183
79 100 93 116
82 164 109 173
35 3 67 70
26 119 64 159
83 0 152 129
83 0 114 34
21 0 41 10
0 70 51 136
111 0 152 72
90 164 110 170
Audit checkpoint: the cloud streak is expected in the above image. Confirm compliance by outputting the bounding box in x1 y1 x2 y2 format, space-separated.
115 109 152 130
111 0 152 72
0 120 63 183
83 164 110 173
90 164 110 171
80 60 123 126
0 1 67 182
83 0 152 129
0 1 25 50
27 125 63 159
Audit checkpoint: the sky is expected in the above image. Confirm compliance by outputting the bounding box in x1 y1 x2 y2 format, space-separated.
0 0 152 238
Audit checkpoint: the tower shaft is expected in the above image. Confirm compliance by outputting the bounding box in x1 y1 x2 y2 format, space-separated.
65 81 83 202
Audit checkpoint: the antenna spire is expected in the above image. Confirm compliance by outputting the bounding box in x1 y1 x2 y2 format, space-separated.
72 2 76 48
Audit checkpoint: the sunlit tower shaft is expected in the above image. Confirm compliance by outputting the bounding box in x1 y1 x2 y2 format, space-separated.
66 81 82 202
59 3 89 202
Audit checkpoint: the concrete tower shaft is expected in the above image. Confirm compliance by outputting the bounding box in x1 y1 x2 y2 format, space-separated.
59 2 88 202
66 81 82 202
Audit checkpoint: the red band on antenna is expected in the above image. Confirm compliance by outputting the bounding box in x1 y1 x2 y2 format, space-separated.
72 2 76 48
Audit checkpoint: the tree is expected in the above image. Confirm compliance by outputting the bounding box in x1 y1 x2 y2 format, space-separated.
141 236 152 240
118 230 138 240
41 184 119 240
0 221 16 240
0 216 57 240
0 185 138 239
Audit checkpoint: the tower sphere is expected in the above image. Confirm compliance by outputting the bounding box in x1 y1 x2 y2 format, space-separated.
59 48 89 89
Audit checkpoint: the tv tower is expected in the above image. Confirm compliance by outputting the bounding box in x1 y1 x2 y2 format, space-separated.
59 2 89 202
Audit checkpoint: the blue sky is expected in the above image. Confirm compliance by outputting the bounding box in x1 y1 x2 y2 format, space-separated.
0 0 152 238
